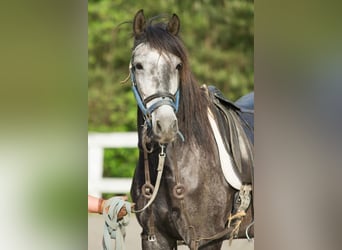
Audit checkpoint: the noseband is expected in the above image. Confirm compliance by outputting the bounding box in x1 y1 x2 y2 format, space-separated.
129 61 180 128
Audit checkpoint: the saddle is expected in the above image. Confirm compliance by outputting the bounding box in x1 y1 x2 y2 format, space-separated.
206 85 254 185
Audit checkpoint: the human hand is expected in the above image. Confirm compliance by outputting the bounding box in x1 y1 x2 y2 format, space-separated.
102 196 129 220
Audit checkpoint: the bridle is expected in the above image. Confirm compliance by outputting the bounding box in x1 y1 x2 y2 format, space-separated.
129 50 180 129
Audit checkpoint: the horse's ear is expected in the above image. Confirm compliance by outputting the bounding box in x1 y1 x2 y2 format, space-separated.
167 14 180 36
133 9 146 37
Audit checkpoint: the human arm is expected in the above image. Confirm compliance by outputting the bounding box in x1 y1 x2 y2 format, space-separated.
88 195 104 213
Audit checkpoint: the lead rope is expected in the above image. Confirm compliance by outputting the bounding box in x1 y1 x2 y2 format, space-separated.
102 197 131 250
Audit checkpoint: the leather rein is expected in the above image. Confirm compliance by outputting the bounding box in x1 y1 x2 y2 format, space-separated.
132 140 166 213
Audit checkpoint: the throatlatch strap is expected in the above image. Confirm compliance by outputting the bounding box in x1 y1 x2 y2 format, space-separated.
102 197 131 250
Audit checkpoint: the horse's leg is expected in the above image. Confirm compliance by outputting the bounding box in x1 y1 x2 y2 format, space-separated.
141 230 177 250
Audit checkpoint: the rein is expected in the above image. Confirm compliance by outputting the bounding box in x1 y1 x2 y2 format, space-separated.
132 143 166 213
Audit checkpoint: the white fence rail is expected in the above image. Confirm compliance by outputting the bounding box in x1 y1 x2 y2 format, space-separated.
88 132 138 197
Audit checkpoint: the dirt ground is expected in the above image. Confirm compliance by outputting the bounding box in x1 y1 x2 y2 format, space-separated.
88 214 254 249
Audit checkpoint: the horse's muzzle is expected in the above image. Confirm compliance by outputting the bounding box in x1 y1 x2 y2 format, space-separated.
152 106 178 143
155 119 178 142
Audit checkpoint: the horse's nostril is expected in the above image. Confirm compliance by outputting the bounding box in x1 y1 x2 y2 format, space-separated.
156 120 162 133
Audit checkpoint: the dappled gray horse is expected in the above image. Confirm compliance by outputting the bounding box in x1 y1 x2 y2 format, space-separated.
129 10 254 250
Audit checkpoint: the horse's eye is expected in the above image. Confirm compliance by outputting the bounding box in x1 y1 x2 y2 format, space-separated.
135 63 143 70
176 63 183 71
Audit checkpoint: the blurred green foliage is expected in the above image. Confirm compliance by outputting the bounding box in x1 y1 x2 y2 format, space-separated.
103 148 138 177
88 0 254 179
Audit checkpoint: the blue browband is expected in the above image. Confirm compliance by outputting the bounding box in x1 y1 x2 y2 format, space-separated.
130 66 180 125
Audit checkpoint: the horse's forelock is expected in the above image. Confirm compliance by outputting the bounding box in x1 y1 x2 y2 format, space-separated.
134 21 188 64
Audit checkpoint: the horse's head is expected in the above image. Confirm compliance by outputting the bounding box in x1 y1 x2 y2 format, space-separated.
130 10 184 144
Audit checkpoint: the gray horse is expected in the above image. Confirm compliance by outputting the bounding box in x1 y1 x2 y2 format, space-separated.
129 10 254 250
